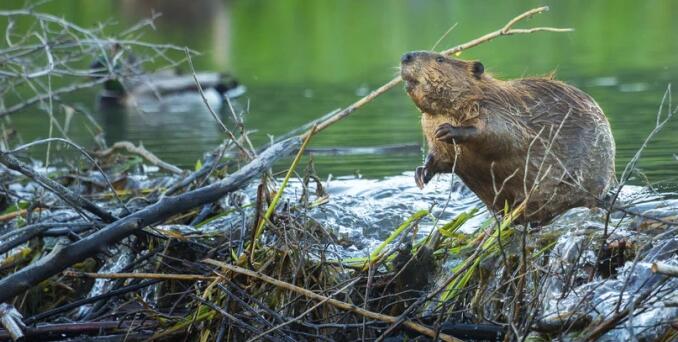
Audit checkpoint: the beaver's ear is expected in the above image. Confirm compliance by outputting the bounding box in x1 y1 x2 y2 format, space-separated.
472 61 484 79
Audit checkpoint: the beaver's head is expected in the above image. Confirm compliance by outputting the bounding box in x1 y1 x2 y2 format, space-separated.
400 51 484 117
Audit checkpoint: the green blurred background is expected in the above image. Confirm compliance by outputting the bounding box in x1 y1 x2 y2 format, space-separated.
2 0 678 187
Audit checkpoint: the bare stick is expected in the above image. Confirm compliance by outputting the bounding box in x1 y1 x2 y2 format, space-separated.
95 141 183 175
63 271 216 281
0 78 110 117
0 222 93 255
203 259 463 342
651 262 678 277
302 6 571 139
0 208 38 222
0 151 116 222
24 279 161 325
0 304 24 342
184 48 254 160
10 137 129 213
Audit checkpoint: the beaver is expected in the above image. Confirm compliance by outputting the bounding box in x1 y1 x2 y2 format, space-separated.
400 51 616 225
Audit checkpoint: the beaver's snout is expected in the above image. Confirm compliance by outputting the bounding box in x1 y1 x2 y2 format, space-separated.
400 51 425 88
401 52 414 64
401 51 430 65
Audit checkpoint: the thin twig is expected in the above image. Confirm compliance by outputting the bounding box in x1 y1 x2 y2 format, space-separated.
95 141 183 175
63 271 216 281
203 259 463 342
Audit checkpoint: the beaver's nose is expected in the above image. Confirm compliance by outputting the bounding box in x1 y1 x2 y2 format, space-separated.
401 52 414 64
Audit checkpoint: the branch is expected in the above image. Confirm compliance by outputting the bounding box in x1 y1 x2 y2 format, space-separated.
0 222 93 255
0 151 116 223
0 137 301 303
24 279 161 324
203 259 463 342
63 271 216 281
0 304 24 342
0 77 110 117
95 141 183 175
651 262 678 277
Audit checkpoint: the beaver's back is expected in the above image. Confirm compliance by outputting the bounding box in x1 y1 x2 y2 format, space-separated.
424 77 616 224
514 78 615 189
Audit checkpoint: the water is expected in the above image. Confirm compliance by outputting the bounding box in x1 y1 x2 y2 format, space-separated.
2 0 678 188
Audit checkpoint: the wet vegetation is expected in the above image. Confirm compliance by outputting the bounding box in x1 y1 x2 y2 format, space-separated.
1 2 678 342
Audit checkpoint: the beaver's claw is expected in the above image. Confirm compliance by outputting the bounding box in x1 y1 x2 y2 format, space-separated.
415 153 436 189
435 123 477 144
415 166 432 189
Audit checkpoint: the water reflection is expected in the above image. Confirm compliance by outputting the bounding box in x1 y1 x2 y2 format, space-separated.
119 0 232 70
97 97 223 159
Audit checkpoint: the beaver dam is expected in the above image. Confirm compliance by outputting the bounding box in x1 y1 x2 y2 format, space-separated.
2 5 678 342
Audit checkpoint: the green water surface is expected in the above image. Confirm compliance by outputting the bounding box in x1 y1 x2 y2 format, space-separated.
2 0 678 187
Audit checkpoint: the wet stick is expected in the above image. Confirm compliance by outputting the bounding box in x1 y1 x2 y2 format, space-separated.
203 258 463 342
300 6 572 139
0 138 301 304
651 262 678 277
247 126 316 265
0 151 116 223
63 271 217 281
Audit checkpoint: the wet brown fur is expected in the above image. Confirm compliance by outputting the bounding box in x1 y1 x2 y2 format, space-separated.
401 51 616 225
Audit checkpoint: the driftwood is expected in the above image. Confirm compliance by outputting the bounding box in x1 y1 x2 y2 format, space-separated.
24 279 161 325
0 321 156 340
0 137 301 303
0 222 93 255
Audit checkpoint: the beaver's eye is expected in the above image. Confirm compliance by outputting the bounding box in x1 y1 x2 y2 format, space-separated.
436 56 445 63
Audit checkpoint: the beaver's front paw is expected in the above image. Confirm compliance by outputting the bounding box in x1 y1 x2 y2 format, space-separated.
435 123 478 144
